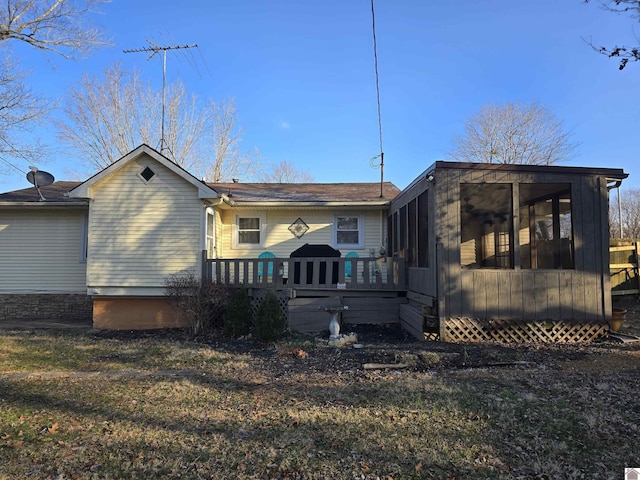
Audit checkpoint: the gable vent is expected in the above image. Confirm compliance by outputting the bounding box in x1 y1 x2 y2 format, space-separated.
139 166 156 183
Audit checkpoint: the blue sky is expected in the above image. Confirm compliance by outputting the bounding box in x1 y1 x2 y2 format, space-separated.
2 0 640 193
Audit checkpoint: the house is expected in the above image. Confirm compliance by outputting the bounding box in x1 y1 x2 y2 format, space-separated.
390 161 627 342
0 144 400 330
0 144 628 342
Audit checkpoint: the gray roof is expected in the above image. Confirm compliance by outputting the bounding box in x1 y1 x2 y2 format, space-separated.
0 180 400 205
210 182 400 203
0 181 84 203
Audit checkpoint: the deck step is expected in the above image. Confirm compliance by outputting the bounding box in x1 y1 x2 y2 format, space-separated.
287 295 405 334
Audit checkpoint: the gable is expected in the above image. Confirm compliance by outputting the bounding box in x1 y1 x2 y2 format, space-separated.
69 144 218 200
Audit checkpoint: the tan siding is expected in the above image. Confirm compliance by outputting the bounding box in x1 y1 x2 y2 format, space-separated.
218 209 386 258
0 208 87 292
87 154 203 288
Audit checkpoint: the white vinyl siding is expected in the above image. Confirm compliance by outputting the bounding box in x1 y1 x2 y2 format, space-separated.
0 208 88 292
87 154 203 289
219 209 385 258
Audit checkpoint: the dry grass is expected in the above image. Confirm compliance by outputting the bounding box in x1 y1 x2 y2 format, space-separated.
1 328 639 479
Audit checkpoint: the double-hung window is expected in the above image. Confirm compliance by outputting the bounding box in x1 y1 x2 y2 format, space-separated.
234 214 265 247
334 215 364 249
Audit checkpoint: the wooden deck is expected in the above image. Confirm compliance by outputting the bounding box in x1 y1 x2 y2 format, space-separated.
202 254 406 291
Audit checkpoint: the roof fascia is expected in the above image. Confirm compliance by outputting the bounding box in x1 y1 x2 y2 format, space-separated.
0 202 89 208
218 200 391 209
434 160 628 179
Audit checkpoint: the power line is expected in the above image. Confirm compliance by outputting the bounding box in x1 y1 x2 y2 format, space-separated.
123 42 198 155
370 0 385 197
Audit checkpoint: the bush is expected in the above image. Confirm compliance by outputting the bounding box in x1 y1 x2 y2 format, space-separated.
223 287 252 338
255 290 286 342
164 272 234 336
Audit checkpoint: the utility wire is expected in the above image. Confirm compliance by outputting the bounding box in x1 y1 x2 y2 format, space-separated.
0 137 32 175
370 0 385 197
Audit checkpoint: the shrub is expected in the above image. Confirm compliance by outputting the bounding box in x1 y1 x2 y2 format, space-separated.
223 287 252 338
164 272 234 336
255 290 286 342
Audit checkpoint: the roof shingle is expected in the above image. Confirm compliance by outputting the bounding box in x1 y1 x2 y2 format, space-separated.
0 181 83 203
209 182 400 203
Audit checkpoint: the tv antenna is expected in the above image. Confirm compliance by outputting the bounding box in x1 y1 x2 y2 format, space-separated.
123 42 198 155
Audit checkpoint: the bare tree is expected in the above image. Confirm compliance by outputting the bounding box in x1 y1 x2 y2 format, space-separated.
261 160 314 183
610 187 640 238
0 0 109 172
448 102 578 165
0 55 48 170
585 0 640 70
0 0 109 57
57 64 267 180
57 64 209 170
201 99 263 182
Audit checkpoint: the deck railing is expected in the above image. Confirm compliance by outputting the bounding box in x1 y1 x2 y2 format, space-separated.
202 253 406 290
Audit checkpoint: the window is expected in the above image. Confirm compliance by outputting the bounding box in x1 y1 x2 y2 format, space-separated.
334 215 363 248
205 209 215 258
138 166 156 183
460 183 513 269
519 183 573 269
234 214 264 247
392 211 399 255
81 213 89 262
417 191 429 267
387 214 394 256
399 206 407 255
407 199 417 266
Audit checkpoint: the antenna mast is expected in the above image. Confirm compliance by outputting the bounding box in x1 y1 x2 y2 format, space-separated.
123 42 197 155
370 0 385 197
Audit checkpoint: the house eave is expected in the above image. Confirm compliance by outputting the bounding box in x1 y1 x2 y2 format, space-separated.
217 201 392 209
0 201 89 208
434 160 629 180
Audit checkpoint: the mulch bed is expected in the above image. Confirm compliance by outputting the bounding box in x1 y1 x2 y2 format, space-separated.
91 302 640 377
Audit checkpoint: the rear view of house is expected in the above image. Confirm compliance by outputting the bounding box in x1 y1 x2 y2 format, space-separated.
0 145 628 342
0 144 400 330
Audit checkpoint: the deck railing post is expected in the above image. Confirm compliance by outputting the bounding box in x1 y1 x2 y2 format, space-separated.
201 250 208 283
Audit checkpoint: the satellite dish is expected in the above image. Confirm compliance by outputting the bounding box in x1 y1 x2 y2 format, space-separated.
26 167 55 201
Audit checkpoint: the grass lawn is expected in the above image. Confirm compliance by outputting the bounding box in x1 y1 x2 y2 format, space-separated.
0 327 639 479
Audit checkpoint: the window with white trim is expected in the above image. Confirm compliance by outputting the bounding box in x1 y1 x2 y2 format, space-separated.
205 209 215 258
80 213 89 262
334 215 364 248
234 214 265 247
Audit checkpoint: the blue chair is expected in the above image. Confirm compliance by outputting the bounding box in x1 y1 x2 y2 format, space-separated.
344 251 359 277
257 251 276 277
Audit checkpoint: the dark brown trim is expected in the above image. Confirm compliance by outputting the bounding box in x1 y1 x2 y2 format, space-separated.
434 160 627 180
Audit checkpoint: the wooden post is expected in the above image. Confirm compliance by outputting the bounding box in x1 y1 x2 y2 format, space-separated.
201 250 208 282
437 242 446 341
632 242 640 295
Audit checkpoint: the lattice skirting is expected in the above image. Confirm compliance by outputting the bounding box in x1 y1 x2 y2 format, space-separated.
443 317 608 343
249 290 289 322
